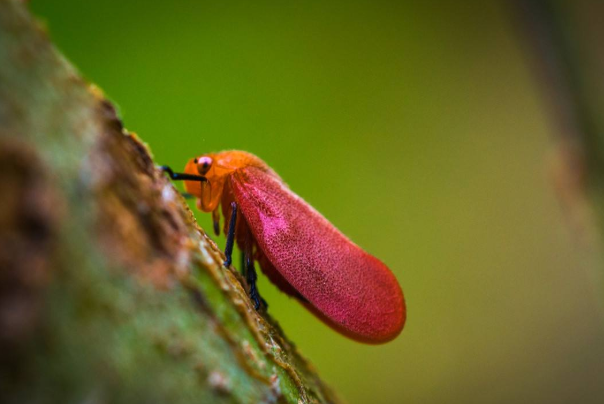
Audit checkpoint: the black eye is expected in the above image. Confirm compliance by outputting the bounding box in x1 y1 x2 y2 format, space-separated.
194 158 198 163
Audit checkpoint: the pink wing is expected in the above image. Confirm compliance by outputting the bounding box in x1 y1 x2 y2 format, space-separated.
230 167 405 343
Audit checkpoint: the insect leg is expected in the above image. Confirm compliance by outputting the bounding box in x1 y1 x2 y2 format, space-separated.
212 208 221 236
223 202 237 267
245 251 261 310
242 227 265 311
159 165 207 182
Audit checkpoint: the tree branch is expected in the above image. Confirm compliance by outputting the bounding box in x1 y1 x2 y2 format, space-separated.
511 1 604 245
0 1 340 403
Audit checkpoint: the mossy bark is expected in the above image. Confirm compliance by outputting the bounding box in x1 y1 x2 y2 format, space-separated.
0 1 341 403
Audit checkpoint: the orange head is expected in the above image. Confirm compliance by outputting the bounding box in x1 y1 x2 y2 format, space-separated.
183 151 269 212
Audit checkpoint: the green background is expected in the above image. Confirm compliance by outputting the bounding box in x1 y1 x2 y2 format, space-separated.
31 1 604 403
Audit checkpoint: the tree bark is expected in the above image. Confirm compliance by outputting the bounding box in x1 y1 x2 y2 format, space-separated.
0 1 341 403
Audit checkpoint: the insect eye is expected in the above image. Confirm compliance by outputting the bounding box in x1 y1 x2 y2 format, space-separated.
197 156 213 175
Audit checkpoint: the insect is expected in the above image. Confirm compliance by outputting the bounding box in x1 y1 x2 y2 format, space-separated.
161 151 405 343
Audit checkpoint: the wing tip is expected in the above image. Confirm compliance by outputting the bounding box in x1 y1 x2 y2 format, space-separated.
302 294 406 344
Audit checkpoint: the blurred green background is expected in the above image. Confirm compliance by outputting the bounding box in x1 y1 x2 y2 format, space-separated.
31 1 604 403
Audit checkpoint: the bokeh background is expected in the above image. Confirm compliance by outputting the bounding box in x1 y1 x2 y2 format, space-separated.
31 1 604 403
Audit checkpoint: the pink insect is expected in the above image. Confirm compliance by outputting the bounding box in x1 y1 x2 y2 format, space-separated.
161 150 405 343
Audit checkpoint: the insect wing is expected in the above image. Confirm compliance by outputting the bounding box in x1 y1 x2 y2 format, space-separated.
231 167 405 343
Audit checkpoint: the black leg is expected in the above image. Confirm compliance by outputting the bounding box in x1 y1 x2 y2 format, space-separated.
212 209 220 236
243 228 266 311
245 250 261 310
223 202 237 267
159 165 207 183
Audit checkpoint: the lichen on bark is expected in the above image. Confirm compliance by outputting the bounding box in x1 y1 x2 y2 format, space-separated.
0 1 340 403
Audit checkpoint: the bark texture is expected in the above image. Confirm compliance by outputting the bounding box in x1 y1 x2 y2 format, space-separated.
0 1 341 403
